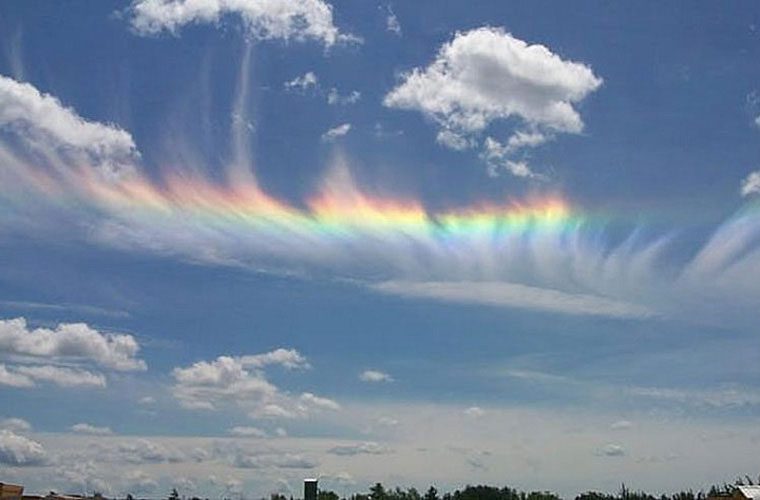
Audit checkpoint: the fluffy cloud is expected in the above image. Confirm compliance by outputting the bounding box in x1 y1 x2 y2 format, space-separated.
327 441 390 456
124 470 158 494
0 75 137 177
128 0 357 46
172 355 277 410
0 429 47 465
116 439 185 464
300 392 341 411
0 317 146 371
232 452 318 469
597 443 626 457
171 352 338 418
385 6 401 36
610 420 633 430
240 348 309 370
228 426 267 438
359 370 393 383
0 364 34 388
741 170 760 197
0 417 32 433
71 423 114 435
384 27 601 175
327 88 361 105
464 406 485 418
321 123 351 142
14 365 107 388
284 72 318 93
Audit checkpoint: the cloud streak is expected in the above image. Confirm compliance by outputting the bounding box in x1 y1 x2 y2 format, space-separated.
0 75 759 324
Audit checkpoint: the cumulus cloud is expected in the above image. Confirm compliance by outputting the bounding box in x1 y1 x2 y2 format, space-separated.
741 171 760 197
116 439 185 464
18 365 106 388
384 27 601 176
597 443 626 457
328 441 390 456
0 364 34 388
240 348 310 370
229 426 267 438
359 370 393 383
610 420 633 430
172 355 277 410
124 470 158 494
385 5 401 36
71 423 114 435
0 317 146 371
327 88 361 105
0 417 32 433
464 406 485 418
321 123 351 142
284 72 318 93
0 429 47 465
0 75 138 177
128 0 358 46
300 392 341 411
171 352 337 419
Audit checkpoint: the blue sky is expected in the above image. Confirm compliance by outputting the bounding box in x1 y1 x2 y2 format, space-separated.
1 1 760 498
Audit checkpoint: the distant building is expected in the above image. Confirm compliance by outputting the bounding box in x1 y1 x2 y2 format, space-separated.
735 487 760 500
0 483 24 500
304 479 318 500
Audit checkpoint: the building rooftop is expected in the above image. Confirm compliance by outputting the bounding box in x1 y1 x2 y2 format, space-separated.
737 486 760 500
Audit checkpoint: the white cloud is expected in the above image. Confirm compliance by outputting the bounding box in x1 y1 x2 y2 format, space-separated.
372 281 652 319
755 115 760 128
124 470 158 494
610 420 633 430
321 123 351 142
741 170 760 197
328 441 390 456
359 370 393 383
0 417 32 433
598 443 626 457
138 396 156 405
385 6 401 36
14 365 107 388
0 317 146 371
0 75 138 177
128 0 358 46
171 352 336 419
0 429 47 465
240 348 310 370
327 88 361 105
284 72 318 93
384 27 601 175
300 392 341 411
376 416 399 427
464 406 485 418
436 129 472 151
0 363 34 388
71 423 114 435
228 426 267 438
172 355 277 411
116 439 185 464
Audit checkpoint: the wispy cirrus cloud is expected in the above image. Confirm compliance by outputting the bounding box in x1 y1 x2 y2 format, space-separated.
1 74 760 326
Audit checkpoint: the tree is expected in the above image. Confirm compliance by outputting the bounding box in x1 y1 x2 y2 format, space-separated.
319 492 340 500
169 488 180 500
425 488 439 500
370 483 387 500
